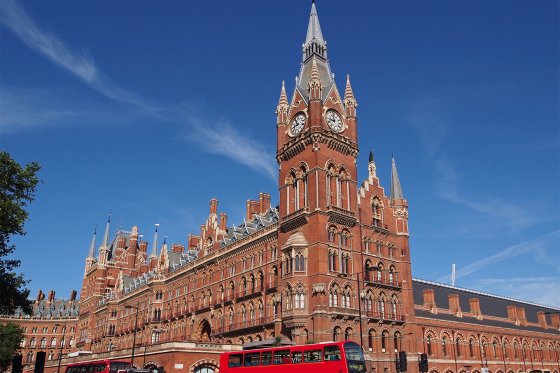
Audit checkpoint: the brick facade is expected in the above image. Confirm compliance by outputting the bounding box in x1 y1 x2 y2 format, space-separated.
2 3 559 373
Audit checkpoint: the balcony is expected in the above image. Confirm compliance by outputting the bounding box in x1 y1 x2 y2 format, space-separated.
363 275 401 289
327 205 357 226
280 208 308 232
214 316 274 334
363 310 405 323
328 306 359 317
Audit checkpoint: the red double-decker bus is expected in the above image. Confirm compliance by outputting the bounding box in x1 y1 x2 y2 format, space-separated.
65 359 131 373
220 341 366 373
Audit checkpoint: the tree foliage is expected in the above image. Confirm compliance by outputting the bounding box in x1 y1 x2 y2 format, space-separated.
0 322 24 372
0 151 41 315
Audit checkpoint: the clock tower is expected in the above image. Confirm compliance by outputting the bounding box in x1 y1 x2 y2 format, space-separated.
275 1 362 342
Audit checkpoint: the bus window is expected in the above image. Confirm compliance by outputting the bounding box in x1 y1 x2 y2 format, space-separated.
244 353 261 367
324 345 341 361
292 351 302 364
273 350 290 365
304 350 322 362
110 363 131 373
261 352 272 366
228 354 243 368
344 342 367 373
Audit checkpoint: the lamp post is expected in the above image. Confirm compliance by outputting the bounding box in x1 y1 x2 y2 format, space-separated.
125 303 140 367
54 324 66 373
356 265 379 347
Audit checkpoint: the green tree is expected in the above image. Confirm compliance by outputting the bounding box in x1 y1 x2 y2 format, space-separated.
0 322 24 372
0 151 41 315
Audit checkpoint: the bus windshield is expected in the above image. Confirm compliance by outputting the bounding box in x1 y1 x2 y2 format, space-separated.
344 342 366 373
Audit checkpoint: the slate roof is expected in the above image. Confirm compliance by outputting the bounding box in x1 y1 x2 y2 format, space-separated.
122 207 279 295
412 278 560 332
12 299 79 319
414 309 560 335
221 208 279 247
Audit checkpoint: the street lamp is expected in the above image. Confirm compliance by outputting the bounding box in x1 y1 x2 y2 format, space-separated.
125 303 140 367
54 324 66 373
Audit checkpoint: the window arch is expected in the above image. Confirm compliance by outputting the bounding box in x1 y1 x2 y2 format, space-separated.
295 251 306 272
344 327 352 341
193 365 215 373
286 170 298 214
285 285 293 310
455 337 462 357
333 326 341 342
427 335 433 355
442 335 448 356
378 293 386 318
329 284 339 307
295 285 305 309
368 330 376 352
328 248 338 272
328 226 337 244
394 332 401 352
341 229 350 247
390 295 399 319
469 338 475 357
381 331 389 352
388 265 397 285
342 286 352 308
299 164 309 210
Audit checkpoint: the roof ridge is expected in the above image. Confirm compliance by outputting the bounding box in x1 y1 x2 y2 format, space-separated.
412 277 560 311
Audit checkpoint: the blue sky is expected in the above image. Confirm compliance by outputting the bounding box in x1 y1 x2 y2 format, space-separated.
1 0 559 308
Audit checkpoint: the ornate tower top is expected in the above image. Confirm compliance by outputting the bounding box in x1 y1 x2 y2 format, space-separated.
297 1 333 100
390 156 405 200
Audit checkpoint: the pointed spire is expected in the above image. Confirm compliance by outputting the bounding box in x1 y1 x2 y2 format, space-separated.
87 226 97 258
101 214 111 248
390 156 404 200
278 80 288 106
150 223 159 258
276 80 289 125
298 1 332 98
308 58 322 99
344 74 355 100
305 1 325 49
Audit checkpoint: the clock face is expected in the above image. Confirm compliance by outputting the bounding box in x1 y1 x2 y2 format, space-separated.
326 110 343 132
290 113 306 135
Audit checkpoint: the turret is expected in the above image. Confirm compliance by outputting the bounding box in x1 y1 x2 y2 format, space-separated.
390 156 409 235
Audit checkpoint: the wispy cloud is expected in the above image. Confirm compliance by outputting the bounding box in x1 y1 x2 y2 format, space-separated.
434 158 533 228
0 0 276 180
0 0 95 82
184 116 277 180
407 97 532 230
472 276 560 308
437 230 560 283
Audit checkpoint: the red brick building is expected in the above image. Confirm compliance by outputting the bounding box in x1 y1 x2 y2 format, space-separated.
2 3 559 373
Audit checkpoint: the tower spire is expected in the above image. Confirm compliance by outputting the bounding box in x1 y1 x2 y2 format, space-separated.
390 156 404 200
276 80 289 125
87 226 97 258
344 74 358 117
305 1 325 54
297 1 332 98
150 223 159 258
308 58 322 100
101 214 111 248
